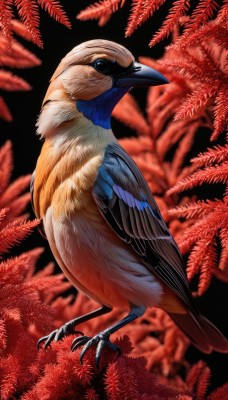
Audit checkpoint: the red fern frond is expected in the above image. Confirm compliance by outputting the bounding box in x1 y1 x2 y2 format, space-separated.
186 239 211 282
77 0 227 51
0 141 13 192
212 86 228 140
173 17 228 51
0 0 71 47
184 233 218 295
197 240 217 295
125 0 145 37
0 70 31 91
0 251 33 285
0 36 41 68
186 361 211 399
169 124 198 182
209 383 228 400
0 20 41 121
162 40 228 140
77 0 124 22
191 144 228 167
0 0 14 45
15 0 42 47
11 19 35 41
186 0 219 30
149 0 191 47
2 193 30 220
168 162 228 195
177 207 224 252
126 0 166 37
0 96 12 121
218 243 228 272
0 174 31 206
156 120 193 159
37 0 71 28
0 218 40 256
169 199 222 219
171 198 228 290
174 84 215 120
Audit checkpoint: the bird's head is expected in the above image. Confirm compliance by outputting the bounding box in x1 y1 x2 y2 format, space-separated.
38 40 168 135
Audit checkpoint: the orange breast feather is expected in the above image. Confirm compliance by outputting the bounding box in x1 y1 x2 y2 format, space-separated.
33 138 104 220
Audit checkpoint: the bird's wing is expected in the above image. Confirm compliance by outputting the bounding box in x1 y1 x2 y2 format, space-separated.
30 171 47 239
93 142 195 309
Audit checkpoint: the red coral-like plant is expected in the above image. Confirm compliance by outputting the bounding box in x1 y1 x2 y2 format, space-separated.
0 0 227 398
0 0 70 47
0 141 69 399
0 140 194 400
0 20 41 121
0 0 71 121
77 0 228 49
0 133 226 398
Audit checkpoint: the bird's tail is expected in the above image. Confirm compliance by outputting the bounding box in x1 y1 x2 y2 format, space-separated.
169 311 228 354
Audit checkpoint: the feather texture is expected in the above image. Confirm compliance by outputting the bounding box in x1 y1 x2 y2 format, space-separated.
33 40 228 357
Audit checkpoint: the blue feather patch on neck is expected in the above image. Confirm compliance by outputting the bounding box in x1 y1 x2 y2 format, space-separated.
76 87 129 129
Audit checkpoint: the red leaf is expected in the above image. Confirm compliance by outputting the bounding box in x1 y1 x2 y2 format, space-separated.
15 0 42 47
37 0 71 28
149 0 191 47
77 0 124 22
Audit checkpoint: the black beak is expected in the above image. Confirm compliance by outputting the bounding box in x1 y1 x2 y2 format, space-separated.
115 62 169 87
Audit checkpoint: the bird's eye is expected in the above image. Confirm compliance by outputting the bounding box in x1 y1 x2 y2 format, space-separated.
92 59 113 74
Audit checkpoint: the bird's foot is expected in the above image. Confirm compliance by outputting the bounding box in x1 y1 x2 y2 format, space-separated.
71 332 121 367
37 322 83 349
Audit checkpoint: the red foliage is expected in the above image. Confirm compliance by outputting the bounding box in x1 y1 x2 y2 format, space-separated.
0 141 72 399
0 21 41 121
0 0 70 47
0 0 227 397
0 141 226 399
0 0 71 122
77 0 228 49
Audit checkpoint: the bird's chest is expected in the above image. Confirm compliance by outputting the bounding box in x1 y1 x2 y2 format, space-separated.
34 140 103 220
51 155 102 220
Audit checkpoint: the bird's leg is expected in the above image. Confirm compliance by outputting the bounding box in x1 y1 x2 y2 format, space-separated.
71 305 145 366
37 305 112 349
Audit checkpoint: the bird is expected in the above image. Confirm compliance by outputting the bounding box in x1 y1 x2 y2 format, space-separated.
31 39 228 365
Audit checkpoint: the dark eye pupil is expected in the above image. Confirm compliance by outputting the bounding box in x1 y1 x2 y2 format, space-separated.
94 59 111 74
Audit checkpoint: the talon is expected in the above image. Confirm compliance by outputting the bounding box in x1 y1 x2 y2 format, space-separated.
95 339 121 367
37 330 58 349
71 336 91 353
80 339 96 364
72 332 122 367
37 324 84 350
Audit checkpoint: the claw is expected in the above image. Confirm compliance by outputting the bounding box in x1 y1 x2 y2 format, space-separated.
37 330 58 349
71 332 122 367
71 336 91 353
37 324 84 349
95 339 121 367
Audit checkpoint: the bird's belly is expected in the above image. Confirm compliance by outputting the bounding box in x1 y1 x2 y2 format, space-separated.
43 206 163 309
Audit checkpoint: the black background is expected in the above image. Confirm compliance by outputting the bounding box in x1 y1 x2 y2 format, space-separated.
0 1 227 390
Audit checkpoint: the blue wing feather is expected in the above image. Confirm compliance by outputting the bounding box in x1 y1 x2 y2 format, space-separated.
93 142 196 310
